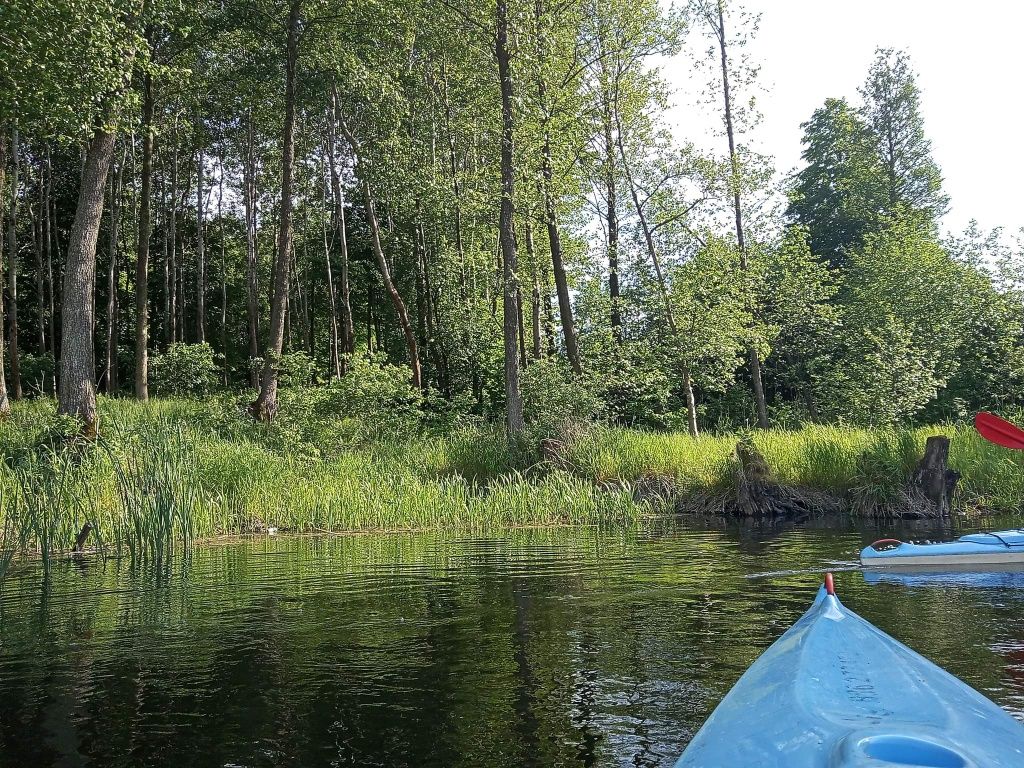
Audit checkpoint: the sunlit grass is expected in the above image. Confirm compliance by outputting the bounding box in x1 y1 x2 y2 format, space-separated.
565 422 1024 514
0 396 1020 573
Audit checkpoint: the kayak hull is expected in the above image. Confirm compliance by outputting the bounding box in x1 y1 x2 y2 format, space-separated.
861 530 1024 568
674 584 1024 767
863 567 1024 589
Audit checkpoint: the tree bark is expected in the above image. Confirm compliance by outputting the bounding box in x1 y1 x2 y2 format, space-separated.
326 83 354 370
321 150 340 379
7 125 21 400
168 129 178 344
34 162 46 356
535 0 581 374
104 146 123 394
526 220 541 359
359 177 421 387
336 118 422 388
135 73 154 400
0 132 10 415
496 0 525 436
45 147 56 361
218 146 228 385
195 121 206 344
911 436 960 517
251 0 301 421
716 0 768 429
613 109 698 436
243 114 261 386
59 128 116 435
600 80 621 341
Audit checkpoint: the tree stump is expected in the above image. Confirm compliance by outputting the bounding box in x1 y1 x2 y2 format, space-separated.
910 436 959 517
734 440 822 518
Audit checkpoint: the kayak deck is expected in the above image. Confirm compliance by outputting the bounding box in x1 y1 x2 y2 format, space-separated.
675 581 1024 766
861 530 1024 567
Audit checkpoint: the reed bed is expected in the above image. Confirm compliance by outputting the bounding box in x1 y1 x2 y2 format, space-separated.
0 397 1020 573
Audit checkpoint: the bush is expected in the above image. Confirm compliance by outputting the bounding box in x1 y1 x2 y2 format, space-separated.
317 355 424 438
520 358 603 440
277 351 317 387
150 343 219 397
18 353 55 396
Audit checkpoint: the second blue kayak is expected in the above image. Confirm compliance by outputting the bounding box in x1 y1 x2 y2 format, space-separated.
861 530 1024 567
674 575 1024 767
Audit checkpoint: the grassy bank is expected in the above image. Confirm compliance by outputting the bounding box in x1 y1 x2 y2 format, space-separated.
0 396 1021 567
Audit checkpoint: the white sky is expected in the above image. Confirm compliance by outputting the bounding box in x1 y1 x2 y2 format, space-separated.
661 0 1024 236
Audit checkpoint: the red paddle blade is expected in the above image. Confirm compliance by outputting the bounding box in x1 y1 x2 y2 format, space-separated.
975 412 1024 450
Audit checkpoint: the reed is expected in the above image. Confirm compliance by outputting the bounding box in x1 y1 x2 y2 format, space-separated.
0 397 1020 575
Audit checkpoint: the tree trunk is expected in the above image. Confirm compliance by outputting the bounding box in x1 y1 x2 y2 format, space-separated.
0 132 10 414
34 163 46 356
526 220 541 359
534 0 581 374
716 0 768 429
218 146 228 385
683 367 698 438
539 128 580 373
251 0 301 421
243 114 261 386
335 117 422 388
326 85 354 369
321 151 340 379
176 163 190 342
45 147 55 360
195 123 206 344
413 200 429 371
359 177 421 387
135 72 153 400
613 109 698 435
7 125 21 400
59 128 116 435
104 148 122 394
168 130 178 344
600 84 621 341
496 0 524 436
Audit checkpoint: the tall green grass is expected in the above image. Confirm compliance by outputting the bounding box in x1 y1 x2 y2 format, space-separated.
564 423 1024 514
0 397 1020 573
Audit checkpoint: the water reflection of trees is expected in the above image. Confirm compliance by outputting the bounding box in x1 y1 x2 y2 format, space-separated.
0 528 1022 765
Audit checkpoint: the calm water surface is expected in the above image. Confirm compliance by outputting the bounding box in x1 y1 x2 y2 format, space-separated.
1 520 1023 767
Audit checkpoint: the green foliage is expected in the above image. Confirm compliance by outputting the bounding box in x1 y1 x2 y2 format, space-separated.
17 353 56 396
669 236 751 392
859 48 949 222
317 355 424 436
818 213 967 425
594 345 674 429
787 98 887 263
150 343 219 397
0 0 149 139
520 357 603 439
277 351 316 387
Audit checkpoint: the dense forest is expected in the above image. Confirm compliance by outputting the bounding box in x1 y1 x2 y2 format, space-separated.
1 0 1022 440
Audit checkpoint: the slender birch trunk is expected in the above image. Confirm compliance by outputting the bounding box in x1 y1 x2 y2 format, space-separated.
135 71 153 400
251 0 301 420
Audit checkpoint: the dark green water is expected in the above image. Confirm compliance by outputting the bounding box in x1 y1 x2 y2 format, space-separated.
2 520 1023 767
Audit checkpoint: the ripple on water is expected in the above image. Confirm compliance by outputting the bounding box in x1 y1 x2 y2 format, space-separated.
1 522 1023 765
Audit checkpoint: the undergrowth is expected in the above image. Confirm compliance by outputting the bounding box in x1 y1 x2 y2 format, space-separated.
0 396 1020 574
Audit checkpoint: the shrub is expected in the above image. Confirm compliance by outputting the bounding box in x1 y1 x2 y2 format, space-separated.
18 353 55 396
317 355 424 438
277 351 317 387
150 343 219 397
520 357 603 440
